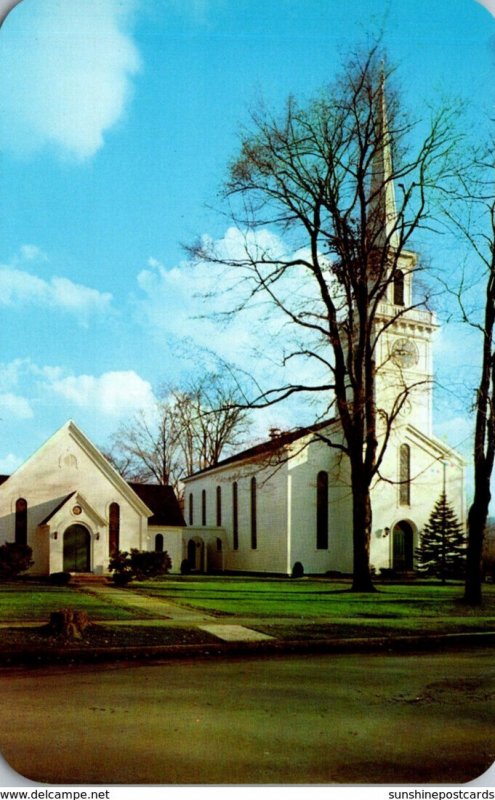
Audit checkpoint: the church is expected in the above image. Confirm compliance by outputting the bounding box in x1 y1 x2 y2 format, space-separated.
0 420 186 577
182 353 465 577
181 85 466 577
0 85 466 579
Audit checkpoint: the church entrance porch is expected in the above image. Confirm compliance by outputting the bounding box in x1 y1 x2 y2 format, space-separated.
187 536 205 572
392 520 415 572
63 524 91 573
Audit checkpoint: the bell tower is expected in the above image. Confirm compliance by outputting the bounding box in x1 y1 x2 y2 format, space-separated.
370 75 437 436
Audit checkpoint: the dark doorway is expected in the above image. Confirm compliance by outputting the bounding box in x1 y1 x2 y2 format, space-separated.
63 524 90 572
187 538 196 570
392 521 414 571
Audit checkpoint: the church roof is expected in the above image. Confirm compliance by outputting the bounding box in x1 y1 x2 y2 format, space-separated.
128 482 185 527
40 492 77 525
185 418 336 479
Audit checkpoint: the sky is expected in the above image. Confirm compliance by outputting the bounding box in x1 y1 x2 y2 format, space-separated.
0 0 495 495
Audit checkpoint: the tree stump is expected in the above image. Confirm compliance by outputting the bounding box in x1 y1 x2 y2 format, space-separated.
48 609 91 640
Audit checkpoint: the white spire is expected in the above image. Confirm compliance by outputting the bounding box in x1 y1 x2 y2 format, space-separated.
369 70 399 250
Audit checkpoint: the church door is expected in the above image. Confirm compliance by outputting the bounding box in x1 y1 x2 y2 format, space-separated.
187 538 197 571
63 524 91 572
392 521 414 572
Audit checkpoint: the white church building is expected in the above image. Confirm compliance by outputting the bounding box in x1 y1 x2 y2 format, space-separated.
0 85 465 580
0 420 186 577
181 88 466 578
182 372 465 577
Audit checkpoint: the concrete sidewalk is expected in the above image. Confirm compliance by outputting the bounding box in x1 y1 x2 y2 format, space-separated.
1 582 495 667
80 583 278 642
79 582 216 622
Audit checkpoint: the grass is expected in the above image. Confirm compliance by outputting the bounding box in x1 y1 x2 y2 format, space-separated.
130 575 495 633
0 581 143 622
0 577 494 644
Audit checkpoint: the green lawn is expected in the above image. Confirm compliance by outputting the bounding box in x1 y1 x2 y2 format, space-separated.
1 577 495 639
0 582 142 622
130 576 495 635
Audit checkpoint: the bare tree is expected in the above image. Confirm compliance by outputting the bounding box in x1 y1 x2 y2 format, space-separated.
105 373 250 496
104 402 184 490
170 373 251 473
444 148 495 605
189 45 461 591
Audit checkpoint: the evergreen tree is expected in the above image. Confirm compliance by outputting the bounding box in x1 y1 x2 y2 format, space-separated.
416 494 466 583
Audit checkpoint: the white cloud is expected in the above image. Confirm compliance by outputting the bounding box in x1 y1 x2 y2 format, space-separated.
0 358 31 392
0 264 112 317
47 370 156 417
0 392 33 420
18 244 48 263
0 359 34 422
136 227 332 404
0 452 23 475
0 0 140 159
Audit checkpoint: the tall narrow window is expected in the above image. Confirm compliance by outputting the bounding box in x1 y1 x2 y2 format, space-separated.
188 493 194 525
201 489 206 526
250 477 257 550
394 270 405 306
316 472 329 549
232 482 239 550
15 498 27 547
109 502 120 555
155 533 164 552
399 444 411 505
216 486 222 527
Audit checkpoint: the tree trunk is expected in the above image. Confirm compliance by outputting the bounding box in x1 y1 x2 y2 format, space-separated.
47 609 91 639
351 481 376 592
464 483 490 605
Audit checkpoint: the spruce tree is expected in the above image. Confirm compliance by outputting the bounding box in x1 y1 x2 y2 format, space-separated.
416 493 466 583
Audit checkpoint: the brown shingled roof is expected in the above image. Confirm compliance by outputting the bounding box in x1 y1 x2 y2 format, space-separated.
39 492 77 525
128 483 185 527
185 418 336 479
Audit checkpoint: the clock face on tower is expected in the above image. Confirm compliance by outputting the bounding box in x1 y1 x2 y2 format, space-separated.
391 338 419 369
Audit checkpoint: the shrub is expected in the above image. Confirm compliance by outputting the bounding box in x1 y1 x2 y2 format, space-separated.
49 571 72 586
108 548 172 585
0 542 33 579
112 570 133 587
180 558 191 575
129 549 172 580
291 561 304 578
108 550 134 585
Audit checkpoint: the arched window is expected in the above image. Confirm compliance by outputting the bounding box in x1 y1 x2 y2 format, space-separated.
109 502 120 555
232 482 239 550
216 485 222 527
15 498 27 547
188 493 194 526
399 444 411 505
155 533 164 552
201 489 206 526
316 472 329 549
394 270 405 306
250 477 257 550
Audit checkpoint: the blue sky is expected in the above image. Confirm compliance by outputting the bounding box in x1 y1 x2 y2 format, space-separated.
0 0 494 490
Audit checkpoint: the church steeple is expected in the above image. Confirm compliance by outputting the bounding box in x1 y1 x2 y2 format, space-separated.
369 70 400 250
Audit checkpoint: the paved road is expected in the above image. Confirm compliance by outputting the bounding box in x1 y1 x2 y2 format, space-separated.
0 648 494 785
